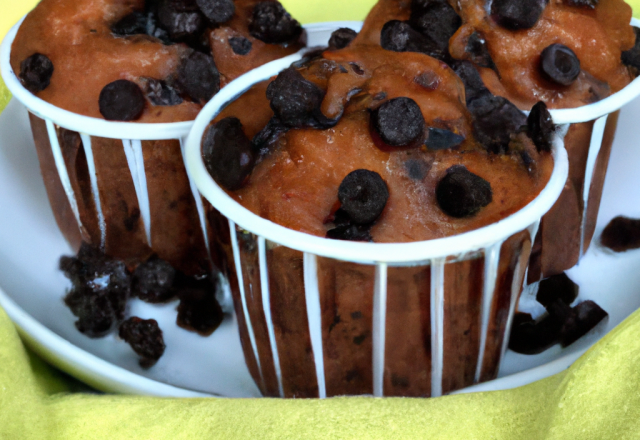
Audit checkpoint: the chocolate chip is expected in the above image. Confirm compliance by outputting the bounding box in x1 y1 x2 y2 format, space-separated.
119 317 166 368
349 63 365 75
527 101 554 152
415 72 439 90
326 224 373 242
425 127 465 150
328 27 358 50
157 0 205 42
266 67 336 129
99 80 146 121
536 272 579 308
465 32 495 70
380 20 443 59
177 51 220 103
202 117 255 190
61 243 130 338
491 0 546 30
622 27 640 71
353 334 366 345
252 116 289 154
111 12 148 36
540 44 581 86
509 313 560 355
176 274 224 336
19 53 54 94
143 78 183 106
467 93 527 153
600 216 640 252
409 0 461 55
436 165 492 218
338 169 389 225
451 61 491 105
559 300 608 347
133 256 177 303
371 97 425 147
229 36 253 55
249 1 302 45
565 0 598 8
196 0 235 24
405 159 432 180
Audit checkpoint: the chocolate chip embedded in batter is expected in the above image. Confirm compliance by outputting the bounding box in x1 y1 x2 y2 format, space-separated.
19 53 54 94
196 0 235 24
467 93 527 153
436 165 492 218
536 272 579 308
371 97 425 147
328 28 358 50
425 127 465 150
252 116 289 154
600 216 640 252
409 0 461 54
491 0 546 31
465 32 496 70
338 169 389 225
98 80 146 121
133 256 177 303
229 36 253 55
203 117 255 190
451 61 491 105
143 78 183 106
527 101 554 152
380 20 443 59
249 1 302 45
540 44 581 86
157 0 205 42
326 224 373 242
266 67 335 129
111 12 148 36
119 317 166 368
177 51 221 103
622 27 640 71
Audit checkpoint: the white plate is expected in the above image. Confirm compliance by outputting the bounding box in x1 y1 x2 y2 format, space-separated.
2 21 640 396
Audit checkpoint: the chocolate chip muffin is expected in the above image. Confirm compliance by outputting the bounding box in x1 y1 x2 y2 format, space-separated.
201 32 557 396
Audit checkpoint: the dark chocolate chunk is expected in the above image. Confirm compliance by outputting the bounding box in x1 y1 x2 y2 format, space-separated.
144 11 173 45
111 12 148 36
415 72 439 90
527 101 554 152
176 274 224 336
249 1 302 45
338 169 389 225
119 317 166 368
465 32 496 69
491 0 546 30
566 0 599 8
436 165 492 218
266 67 336 129
177 51 221 103
380 20 443 59
61 243 130 338
536 272 579 308
540 44 581 86
157 0 205 42
371 97 425 147
229 36 253 55
326 224 373 242
19 53 54 94
467 93 527 153
559 300 608 347
132 256 177 303
202 117 255 190
349 63 365 75
451 61 491 105
509 313 561 355
600 216 640 252
196 0 235 24
143 78 183 106
98 80 146 121
425 127 465 150
252 116 289 154
408 0 461 54
622 27 640 71
405 158 432 180
328 27 358 50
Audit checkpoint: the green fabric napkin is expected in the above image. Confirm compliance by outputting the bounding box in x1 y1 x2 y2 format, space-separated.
3 1 640 438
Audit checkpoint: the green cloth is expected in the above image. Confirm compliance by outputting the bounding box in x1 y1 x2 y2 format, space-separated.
3 1 640 438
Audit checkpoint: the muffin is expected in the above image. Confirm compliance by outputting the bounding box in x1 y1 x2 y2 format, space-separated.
9 0 305 277
357 0 638 279
196 29 563 396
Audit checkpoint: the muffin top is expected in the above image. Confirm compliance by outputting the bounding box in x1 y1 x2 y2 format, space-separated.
357 0 636 110
10 0 304 122
202 38 555 243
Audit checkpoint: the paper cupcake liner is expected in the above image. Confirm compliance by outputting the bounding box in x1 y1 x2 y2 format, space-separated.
185 54 570 397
